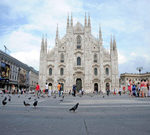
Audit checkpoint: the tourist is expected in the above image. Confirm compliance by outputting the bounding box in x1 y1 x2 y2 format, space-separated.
48 84 52 97
57 83 61 97
72 84 76 97
106 88 110 96
119 87 122 96
35 83 40 97
12 85 15 94
143 80 148 97
140 80 144 97
136 82 140 97
128 80 132 96
132 81 136 97
113 88 116 95
147 80 150 97
45 83 48 96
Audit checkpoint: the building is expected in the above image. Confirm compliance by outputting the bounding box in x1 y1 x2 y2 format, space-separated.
0 50 38 91
120 72 150 91
39 14 119 93
29 67 39 90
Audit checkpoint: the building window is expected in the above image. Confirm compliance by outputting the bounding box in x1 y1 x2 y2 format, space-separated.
77 35 81 49
94 54 97 63
94 68 98 76
77 57 81 66
106 68 109 75
60 68 64 76
49 68 52 76
60 53 64 63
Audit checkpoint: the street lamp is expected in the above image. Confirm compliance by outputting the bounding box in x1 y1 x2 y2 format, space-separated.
136 67 143 74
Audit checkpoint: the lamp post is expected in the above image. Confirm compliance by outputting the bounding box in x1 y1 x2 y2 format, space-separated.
136 67 143 74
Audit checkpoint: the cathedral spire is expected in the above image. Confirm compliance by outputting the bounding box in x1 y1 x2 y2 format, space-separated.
99 25 102 41
110 34 113 50
88 13 91 27
67 13 69 28
40 35 44 53
56 24 59 39
84 12 87 27
113 35 117 50
71 13 73 27
44 34 47 54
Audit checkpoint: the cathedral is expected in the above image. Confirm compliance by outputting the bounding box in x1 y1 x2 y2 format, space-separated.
39 14 119 93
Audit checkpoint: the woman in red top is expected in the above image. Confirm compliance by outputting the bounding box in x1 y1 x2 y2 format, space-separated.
128 80 132 96
35 83 40 97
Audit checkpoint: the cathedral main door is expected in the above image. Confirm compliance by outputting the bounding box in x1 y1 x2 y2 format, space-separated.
76 78 82 92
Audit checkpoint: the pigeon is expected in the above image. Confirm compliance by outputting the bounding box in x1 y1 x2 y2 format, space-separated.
3 96 7 101
33 100 38 108
28 97 31 100
60 96 64 102
8 95 11 102
2 98 7 106
69 103 79 112
103 95 105 98
23 101 30 106
18 95 20 98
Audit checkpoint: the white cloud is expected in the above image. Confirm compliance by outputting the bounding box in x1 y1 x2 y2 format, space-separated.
118 51 127 64
11 50 40 70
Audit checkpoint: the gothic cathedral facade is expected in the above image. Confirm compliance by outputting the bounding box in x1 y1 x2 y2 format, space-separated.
39 14 119 93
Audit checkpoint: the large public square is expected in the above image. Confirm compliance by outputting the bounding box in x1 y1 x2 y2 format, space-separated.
0 93 150 135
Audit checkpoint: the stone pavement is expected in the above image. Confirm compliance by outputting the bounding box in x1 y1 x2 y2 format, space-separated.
0 93 150 135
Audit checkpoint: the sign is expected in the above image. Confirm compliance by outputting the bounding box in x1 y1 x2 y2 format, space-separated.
0 62 10 79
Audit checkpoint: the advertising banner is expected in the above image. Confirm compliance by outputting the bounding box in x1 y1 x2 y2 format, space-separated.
0 62 10 80
19 68 26 85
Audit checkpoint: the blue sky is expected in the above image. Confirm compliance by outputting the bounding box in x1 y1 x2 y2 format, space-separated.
0 0 150 74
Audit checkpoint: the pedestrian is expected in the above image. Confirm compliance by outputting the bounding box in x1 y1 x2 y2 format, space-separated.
128 80 132 96
48 84 52 97
72 84 76 97
123 86 126 94
57 83 61 97
143 80 148 97
113 88 116 95
45 83 48 97
106 88 110 96
140 80 144 97
12 85 15 94
147 80 150 97
35 83 40 97
136 82 140 97
132 81 136 97
119 87 122 96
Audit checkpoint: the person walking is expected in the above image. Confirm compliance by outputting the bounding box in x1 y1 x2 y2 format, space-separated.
35 83 40 97
128 80 132 96
45 83 49 97
72 84 76 97
119 87 122 96
136 82 140 97
147 80 150 97
48 84 52 97
57 83 61 97
143 80 148 97
132 81 136 97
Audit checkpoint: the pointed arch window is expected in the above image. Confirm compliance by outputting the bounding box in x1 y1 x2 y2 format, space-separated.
94 54 97 63
77 57 81 66
106 68 109 75
60 53 64 63
94 68 98 76
49 68 52 76
77 35 81 49
60 68 64 76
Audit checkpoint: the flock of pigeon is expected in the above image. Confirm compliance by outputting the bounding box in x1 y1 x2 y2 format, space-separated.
1 94 79 112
